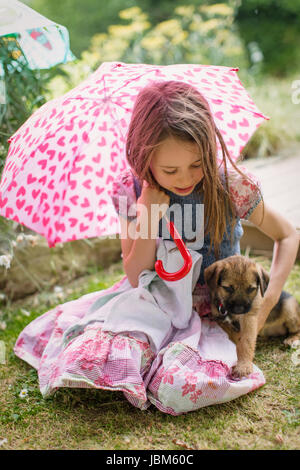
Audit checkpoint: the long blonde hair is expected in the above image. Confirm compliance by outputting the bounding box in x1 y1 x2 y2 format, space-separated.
126 80 264 258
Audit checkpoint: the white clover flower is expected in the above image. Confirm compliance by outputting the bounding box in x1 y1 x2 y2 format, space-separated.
54 286 63 293
251 50 263 63
0 254 12 269
20 308 30 317
16 234 25 243
54 286 64 300
24 235 38 247
0 438 7 447
0 321 6 330
291 348 300 366
19 388 28 398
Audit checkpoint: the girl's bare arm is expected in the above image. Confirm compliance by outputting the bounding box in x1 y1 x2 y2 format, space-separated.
248 200 299 331
121 211 159 288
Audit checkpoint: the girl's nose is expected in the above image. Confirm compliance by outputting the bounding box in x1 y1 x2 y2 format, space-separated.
177 172 193 186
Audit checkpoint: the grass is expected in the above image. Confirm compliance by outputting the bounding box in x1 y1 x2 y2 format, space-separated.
0 255 299 450
238 71 300 160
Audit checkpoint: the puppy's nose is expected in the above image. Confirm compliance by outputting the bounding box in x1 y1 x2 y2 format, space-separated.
231 304 249 314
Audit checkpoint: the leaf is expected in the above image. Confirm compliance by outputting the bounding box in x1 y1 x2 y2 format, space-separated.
172 438 195 450
275 434 284 444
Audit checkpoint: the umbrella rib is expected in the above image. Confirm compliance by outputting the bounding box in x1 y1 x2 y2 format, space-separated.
107 66 269 120
107 66 163 99
69 65 269 120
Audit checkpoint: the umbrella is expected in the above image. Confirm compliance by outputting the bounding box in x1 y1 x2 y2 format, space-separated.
0 0 75 69
0 61 269 278
0 0 75 119
155 214 193 281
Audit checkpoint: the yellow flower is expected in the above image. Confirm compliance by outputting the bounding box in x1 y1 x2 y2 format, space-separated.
170 31 188 46
90 33 108 49
175 6 195 17
108 22 150 39
130 21 151 34
108 25 135 39
141 35 166 51
199 3 233 16
200 19 221 33
102 38 129 59
155 19 182 37
119 7 143 20
189 18 203 32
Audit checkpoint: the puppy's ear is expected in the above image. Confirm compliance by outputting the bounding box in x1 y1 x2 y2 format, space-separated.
256 266 270 297
204 262 224 288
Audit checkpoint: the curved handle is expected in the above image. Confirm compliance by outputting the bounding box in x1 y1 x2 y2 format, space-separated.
155 216 193 281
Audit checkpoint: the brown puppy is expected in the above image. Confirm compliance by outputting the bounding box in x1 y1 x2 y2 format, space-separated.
204 255 300 379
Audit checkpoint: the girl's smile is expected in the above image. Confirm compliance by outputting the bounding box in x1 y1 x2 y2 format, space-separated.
150 136 204 196
174 184 195 193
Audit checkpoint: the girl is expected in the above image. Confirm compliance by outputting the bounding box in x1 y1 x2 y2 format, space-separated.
112 80 298 334
14 80 299 416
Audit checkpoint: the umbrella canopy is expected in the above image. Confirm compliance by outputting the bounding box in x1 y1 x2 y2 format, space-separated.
0 0 75 69
0 61 269 247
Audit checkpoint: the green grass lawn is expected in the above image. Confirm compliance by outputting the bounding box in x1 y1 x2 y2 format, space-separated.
0 256 299 450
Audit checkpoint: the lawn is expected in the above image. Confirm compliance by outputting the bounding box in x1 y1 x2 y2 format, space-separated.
0 255 299 450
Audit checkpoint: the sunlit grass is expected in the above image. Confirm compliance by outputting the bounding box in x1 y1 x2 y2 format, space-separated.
0 256 299 450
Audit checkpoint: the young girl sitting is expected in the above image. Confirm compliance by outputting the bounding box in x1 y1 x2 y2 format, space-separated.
14 80 299 415
112 80 298 331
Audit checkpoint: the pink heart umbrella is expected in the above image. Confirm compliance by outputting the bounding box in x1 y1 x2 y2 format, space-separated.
0 61 269 279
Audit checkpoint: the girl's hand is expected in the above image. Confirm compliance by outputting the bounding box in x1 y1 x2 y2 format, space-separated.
137 180 170 220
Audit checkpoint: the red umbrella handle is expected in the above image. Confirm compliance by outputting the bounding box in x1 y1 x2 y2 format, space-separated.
155 215 193 281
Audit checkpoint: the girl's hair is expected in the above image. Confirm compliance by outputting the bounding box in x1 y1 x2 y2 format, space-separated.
125 80 264 258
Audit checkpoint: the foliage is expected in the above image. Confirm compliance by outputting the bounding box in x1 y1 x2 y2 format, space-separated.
236 0 300 77
94 3 247 67
0 36 69 249
0 36 68 169
0 37 44 165
27 0 300 78
45 3 249 99
28 0 206 58
28 0 152 58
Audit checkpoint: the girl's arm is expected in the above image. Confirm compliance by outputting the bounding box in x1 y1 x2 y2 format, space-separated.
247 200 299 332
120 181 170 288
120 211 159 288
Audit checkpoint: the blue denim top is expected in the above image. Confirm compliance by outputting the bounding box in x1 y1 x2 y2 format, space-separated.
132 176 243 285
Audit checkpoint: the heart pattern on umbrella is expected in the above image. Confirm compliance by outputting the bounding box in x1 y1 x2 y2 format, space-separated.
0 62 269 247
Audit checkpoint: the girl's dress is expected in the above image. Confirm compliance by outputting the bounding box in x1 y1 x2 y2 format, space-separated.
14 164 266 415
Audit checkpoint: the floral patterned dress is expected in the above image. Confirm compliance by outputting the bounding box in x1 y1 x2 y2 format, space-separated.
14 164 266 415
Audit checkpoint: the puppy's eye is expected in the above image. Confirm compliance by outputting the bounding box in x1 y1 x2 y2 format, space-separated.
222 286 234 293
247 287 256 294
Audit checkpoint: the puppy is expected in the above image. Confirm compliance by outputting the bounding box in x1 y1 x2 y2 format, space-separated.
204 255 300 379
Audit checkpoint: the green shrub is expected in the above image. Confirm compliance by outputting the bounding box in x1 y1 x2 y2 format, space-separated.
0 35 68 171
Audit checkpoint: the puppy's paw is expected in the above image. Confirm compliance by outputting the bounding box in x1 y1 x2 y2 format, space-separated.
283 337 300 349
231 362 253 379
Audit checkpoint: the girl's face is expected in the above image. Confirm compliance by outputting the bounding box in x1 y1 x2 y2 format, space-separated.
149 136 204 195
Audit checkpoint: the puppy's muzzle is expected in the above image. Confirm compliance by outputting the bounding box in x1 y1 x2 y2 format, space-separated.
227 302 251 315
